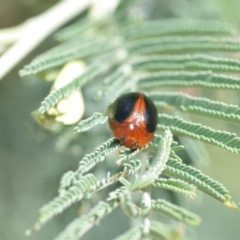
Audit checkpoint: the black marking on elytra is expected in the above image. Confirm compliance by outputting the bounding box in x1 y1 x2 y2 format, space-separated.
113 92 140 123
143 95 158 132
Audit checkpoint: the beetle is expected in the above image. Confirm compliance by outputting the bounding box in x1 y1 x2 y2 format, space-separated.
108 92 158 148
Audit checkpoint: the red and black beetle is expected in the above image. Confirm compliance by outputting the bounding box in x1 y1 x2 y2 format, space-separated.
108 92 158 149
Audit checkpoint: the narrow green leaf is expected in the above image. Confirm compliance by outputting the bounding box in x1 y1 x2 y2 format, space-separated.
164 158 231 203
151 199 201 226
150 133 184 152
77 138 120 176
149 92 240 124
118 177 131 188
157 113 240 153
117 147 146 165
150 130 173 172
148 137 182 162
130 130 172 190
137 71 240 90
132 54 240 72
124 19 235 39
153 178 196 197
123 159 142 175
128 36 240 55
33 36 98 61
54 201 116 240
26 174 98 235
58 138 120 192
20 38 117 76
74 113 108 133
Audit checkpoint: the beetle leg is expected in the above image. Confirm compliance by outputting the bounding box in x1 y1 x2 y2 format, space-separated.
120 136 126 145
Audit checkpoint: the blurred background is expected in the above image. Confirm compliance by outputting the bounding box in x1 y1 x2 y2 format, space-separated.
0 0 240 240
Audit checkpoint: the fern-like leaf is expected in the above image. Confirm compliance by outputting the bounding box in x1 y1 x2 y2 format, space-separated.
151 199 201 226
54 201 116 240
76 138 120 176
128 36 240 55
39 63 110 113
117 146 146 165
149 134 184 161
149 145 182 162
21 4 240 238
164 158 231 203
124 19 235 39
132 54 240 72
74 113 108 133
151 133 184 152
149 131 173 174
33 36 99 61
158 113 240 153
153 178 196 197
130 130 172 190
26 174 98 235
137 71 240 90
123 159 142 175
149 92 240 124
20 39 118 76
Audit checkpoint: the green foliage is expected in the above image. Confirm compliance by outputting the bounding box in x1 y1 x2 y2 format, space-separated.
39 62 110 113
158 114 240 153
74 112 107 133
117 145 147 165
164 159 231 203
132 54 240 72
151 199 201 226
123 19 235 39
26 174 98 235
76 138 120 176
149 92 240 124
128 36 240 54
19 39 118 76
137 71 240 90
123 159 142 175
54 201 116 240
153 178 196 197
20 0 240 239
130 130 172 190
